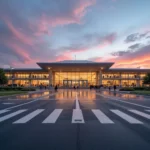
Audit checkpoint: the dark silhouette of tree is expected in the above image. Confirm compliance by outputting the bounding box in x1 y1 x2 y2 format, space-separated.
143 73 150 84
0 68 8 86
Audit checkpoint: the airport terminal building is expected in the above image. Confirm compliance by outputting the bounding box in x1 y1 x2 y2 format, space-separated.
4 60 150 87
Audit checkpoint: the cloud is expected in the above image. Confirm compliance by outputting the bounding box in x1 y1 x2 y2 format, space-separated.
146 36 150 39
89 44 150 68
111 51 130 56
0 0 97 67
98 32 117 48
111 43 141 57
88 57 104 62
125 31 150 43
55 32 117 55
128 43 141 49
3 17 34 46
31 0 96 34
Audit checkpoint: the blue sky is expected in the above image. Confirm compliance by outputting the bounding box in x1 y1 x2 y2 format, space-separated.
0 0 150 68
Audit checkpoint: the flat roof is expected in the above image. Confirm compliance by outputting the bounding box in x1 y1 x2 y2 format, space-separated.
3 60 150 72
37 60 114 71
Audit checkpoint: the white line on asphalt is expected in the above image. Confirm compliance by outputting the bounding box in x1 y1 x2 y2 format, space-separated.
42 109 63 123
1 99 39 110
1 93 56 111
145 110 150 112
72 109 85 123
0 109 27 122
110 109 143 124
75 92 80 109
13 109 44 124
0 109 10 115
92 109 114 124
2 103 14 105
97 93 150 109
129 110 150 119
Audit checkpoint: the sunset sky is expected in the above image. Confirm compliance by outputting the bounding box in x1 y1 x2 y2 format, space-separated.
0 0 150 68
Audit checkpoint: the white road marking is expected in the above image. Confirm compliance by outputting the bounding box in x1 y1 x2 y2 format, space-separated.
0 109 27 122
97 93 150 109
92 109 114 124
72 109 85 123
1 93 56 111
146 110 150 112
129 110 150 119
13 109 44 124
75 92 80 109
0 109 10 115
42 109 62 123
2 103 14 105
1 99 39 110
110 109 143 124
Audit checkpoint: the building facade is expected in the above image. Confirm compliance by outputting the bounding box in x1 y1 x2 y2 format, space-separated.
4 60 150 87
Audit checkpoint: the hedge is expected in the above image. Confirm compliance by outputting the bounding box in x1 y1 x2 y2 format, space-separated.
120 88 135 91
0 87 36 91
120 87 150 91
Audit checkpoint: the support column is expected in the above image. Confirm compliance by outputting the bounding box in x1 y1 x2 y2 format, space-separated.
136 73 140 87
49 70 53 86
99 70 102 85
52 72 55 86
119 73 122 87
136 79 140 87
29 73 31 87
96 72 99 85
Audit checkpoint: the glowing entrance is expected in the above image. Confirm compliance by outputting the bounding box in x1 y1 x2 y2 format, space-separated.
63 80 88 87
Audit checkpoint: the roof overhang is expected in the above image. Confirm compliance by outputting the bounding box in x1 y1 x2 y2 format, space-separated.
37 62 114 71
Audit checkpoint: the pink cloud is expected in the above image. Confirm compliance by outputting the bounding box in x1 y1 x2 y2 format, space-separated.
97 32 117 49
55 53 73 62
73 0 96 18
3 17 34 46
90 44 150 68
34 0 96 34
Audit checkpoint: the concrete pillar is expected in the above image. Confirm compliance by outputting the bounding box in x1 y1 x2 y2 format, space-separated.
96 72 99 85
49 70 53 86
52 72 55 86
99 70 102 85
29 73 31 87
120 73 122 87
136 79 140 87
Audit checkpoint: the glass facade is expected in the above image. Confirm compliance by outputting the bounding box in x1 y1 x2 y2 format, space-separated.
4 71 148 87
54 72 97 87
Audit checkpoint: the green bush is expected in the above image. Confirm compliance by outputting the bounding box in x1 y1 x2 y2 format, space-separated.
0 87 36 91
142 87 150 91
120 87 135 91
133 87 145 90
0 87 13 91
21 88 36 91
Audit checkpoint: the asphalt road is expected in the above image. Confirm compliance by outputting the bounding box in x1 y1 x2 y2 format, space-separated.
0 89 150 150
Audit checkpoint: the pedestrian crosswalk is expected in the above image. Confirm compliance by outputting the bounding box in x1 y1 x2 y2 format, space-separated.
110 110 143 124
92 109 114 124
0 108 150 125
42 109 63 123
14 109 44 124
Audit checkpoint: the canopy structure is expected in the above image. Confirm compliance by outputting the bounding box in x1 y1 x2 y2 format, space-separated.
37 60 114 71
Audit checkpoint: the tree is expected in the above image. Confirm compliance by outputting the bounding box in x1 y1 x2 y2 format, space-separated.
0 68 8 86
143 73 150 85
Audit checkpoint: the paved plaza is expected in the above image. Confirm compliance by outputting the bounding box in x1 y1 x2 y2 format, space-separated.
0 89 150 150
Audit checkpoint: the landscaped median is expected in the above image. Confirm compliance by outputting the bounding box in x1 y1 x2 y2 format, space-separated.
0 87 36 96
120 87 150 96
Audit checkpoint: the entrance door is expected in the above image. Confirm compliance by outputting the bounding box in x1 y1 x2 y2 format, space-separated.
63 80 88 87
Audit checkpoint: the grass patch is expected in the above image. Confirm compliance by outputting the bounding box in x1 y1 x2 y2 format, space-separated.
0 91 28 96
130 90 150 96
